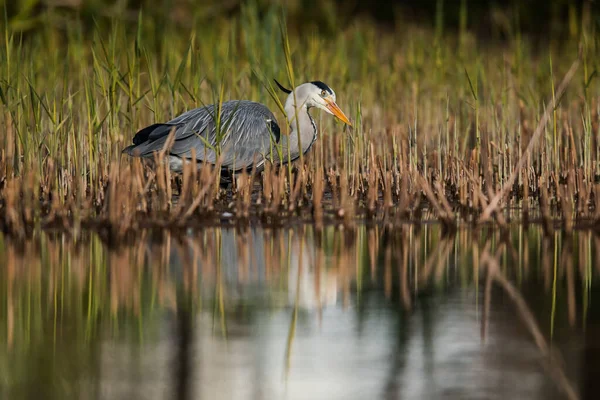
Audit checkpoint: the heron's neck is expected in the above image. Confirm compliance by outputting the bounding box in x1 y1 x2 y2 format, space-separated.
281 102 317 162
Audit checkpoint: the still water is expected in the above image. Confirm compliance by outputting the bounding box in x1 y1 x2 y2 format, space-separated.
0 224 599 400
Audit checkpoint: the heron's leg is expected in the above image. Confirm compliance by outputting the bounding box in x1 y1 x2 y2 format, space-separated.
218 171 233 190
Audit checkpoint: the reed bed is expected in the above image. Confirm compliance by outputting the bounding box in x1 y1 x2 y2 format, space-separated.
1 2 600 240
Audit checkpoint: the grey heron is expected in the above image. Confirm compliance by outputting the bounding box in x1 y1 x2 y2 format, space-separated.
122 80 352 176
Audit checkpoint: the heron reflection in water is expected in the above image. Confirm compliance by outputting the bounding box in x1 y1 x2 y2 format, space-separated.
168 228 343 309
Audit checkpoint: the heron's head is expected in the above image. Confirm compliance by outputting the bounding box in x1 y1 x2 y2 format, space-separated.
274 79 352 126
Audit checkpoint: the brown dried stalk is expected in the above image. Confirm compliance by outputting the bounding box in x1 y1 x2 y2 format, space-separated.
480 56 581 222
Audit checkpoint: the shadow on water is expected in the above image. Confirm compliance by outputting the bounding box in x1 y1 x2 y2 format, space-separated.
0 224 600 400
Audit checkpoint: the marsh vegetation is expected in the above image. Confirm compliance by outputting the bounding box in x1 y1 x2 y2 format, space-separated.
1 1 599 239
1 1 600 399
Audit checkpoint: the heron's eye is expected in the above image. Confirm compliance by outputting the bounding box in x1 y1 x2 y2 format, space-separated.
320 90 327 97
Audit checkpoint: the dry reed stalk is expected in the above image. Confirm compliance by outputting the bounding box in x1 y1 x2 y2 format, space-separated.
327 167 339 212
459 170 468 208
275 167 286 212
266 169 281 216
416 173 453 225
576 168 590 218
396 171 412 220
150 127 177 212
2 178 25 238
392 161 401 198
234 169 250 217
240 171 254 218
480 57 581 222
411 189 424 221
153 158 167 212
566 171 576 232
366 164 377 215
457 158 507 226
106 164 123 238
557 181 572 235
338 168 354 225
566 122 577 170
131 159 148 213
205 163 219 213
266 168 279 216
434 180 454 217
383 171 393 215
22 171 37 230
349 147 359 198
367 144 377 215
262 162 272 209
289 165 303 213
176 155 195 213
539 173 553 235
523 162 530 220
114 168 135 233
312 166 324 226
182 161 220 219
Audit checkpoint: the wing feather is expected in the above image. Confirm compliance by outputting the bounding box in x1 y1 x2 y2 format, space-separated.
123 100 281 171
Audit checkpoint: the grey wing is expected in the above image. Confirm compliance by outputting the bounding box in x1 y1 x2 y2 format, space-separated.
123 100 281 171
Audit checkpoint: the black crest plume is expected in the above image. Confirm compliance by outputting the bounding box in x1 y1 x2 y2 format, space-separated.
273 79 292 94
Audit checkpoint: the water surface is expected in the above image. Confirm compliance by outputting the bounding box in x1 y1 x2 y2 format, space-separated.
0 224 599 400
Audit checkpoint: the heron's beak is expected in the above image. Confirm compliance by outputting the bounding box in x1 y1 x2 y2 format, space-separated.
325 99 352 126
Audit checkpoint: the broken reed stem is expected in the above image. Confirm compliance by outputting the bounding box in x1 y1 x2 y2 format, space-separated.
480 56 581 222
416 173 453 224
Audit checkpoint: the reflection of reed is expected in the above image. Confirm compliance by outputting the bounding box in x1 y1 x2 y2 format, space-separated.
481 245 579 400
1 228 595 309
1 227 596 314
0 224 596 399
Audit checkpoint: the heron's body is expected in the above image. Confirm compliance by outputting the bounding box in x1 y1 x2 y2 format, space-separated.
122 81 351 175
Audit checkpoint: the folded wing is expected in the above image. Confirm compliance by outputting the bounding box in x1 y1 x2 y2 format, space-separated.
123 100 281 171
